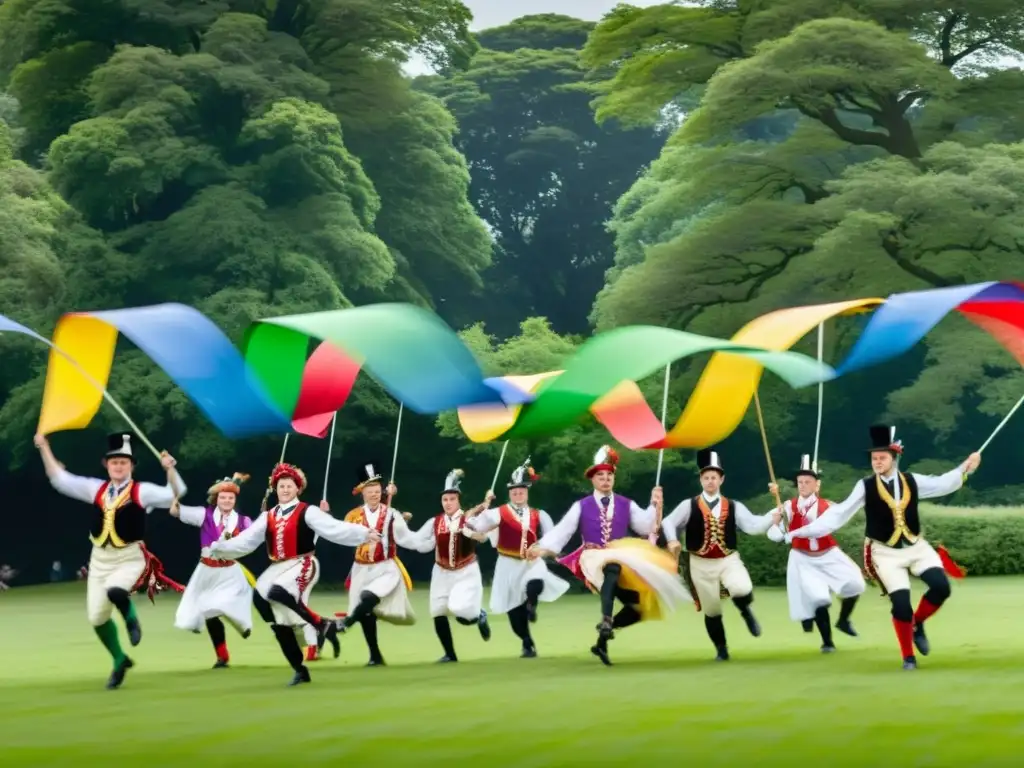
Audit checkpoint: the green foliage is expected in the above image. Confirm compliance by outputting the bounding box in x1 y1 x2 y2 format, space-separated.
419 14 665 334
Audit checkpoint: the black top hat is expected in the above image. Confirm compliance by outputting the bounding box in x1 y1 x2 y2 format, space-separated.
353 462 384 495
868 424 903 456
795 454 820 480
697 448 724 474
105 433 135 462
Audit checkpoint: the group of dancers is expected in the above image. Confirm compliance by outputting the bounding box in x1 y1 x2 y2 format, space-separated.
32 421 981 688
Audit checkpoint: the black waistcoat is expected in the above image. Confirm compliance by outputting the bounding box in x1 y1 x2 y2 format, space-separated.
862 472 920 546
685 495 737 554
90 481 146 547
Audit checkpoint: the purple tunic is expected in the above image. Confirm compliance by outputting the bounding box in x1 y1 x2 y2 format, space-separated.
557 494 635 580
199 507 253 549
579 494 632 546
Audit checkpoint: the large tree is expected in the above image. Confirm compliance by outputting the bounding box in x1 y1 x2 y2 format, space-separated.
418 14 666 336
587 1 1024 460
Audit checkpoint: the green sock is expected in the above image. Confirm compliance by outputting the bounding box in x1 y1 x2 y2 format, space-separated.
94 620 126 666
125 600 138 624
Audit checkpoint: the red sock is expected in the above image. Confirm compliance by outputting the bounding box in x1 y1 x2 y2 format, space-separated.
305 645 318 661
914 597 940 625
215 642 229 662
892 618 914 658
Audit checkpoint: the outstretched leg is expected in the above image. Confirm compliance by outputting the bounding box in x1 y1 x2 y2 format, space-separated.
266 585 338 658
912 567 951 656
206 617 229 667
107 587 142 646
731 592 761 637
340 591 380 630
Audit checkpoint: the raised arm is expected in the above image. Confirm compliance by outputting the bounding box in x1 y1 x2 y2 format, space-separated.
305 506 373 548
913 457 976 500
208 512 268 559
661 499 693 543
172 504 207 527
533 502 582 555
735 500 779 536
136 468 187 510
787 483 865 541
35 435 103 502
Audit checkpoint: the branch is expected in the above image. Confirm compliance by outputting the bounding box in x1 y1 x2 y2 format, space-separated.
797 103 896 152
938 12 962 66
880 234 955 287
838 89 882 118
949 37 995 66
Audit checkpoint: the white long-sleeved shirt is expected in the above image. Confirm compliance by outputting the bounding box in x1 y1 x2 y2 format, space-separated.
534 492 656 554
49 466 186 510
208 501 370 559
786 464 966 543
466 505 555 537
350 504 421 553
766 493 834 550
662 492 775 542
400 512 477 555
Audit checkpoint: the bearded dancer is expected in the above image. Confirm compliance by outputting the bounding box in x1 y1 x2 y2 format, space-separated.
404 469 493 662
170 472 256 668
207 462 380 685
34 432 184 689
530 446 690 666
663 448 780 661
334 461 419 666
787 425 980 670
465 457 569 658
766 455 865 652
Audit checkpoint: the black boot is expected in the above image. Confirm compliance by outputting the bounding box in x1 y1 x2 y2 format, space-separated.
836 596 859 636
733 594 761 637
704 615 728 661
361 615 385 666
434 616 458 662
106 657 134 690
477 610 491 641
801 619 814 633
525 579 544 623
271 625 310 686
814 606 835 652
317 621 341 659
590 616 614 666
913 622 930 656
903 655 918 670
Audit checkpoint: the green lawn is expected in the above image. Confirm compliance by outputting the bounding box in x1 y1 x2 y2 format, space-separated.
2 578 1023 765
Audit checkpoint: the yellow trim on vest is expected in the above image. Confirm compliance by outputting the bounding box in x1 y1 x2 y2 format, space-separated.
875 472 917 546
90 482 134 548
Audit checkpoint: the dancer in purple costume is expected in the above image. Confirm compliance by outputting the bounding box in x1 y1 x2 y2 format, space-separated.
171 472 256 668
530 446 690 666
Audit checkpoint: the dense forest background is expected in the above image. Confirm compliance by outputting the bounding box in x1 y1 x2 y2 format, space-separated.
2 1 1024 585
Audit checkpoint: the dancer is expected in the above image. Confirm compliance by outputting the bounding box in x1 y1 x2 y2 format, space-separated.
465 457 569 657
530 446 689 666
335 461 418 666
766 455 865 652
207 462 380 685
34 432 184 689
662 448 780 661
787 425 980 670
170 472 256 668
404 469 493 662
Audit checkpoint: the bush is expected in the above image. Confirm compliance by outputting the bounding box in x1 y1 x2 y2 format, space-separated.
740 503 1024 587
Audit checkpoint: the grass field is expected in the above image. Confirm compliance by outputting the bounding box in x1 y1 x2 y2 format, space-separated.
2 579 1024 766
